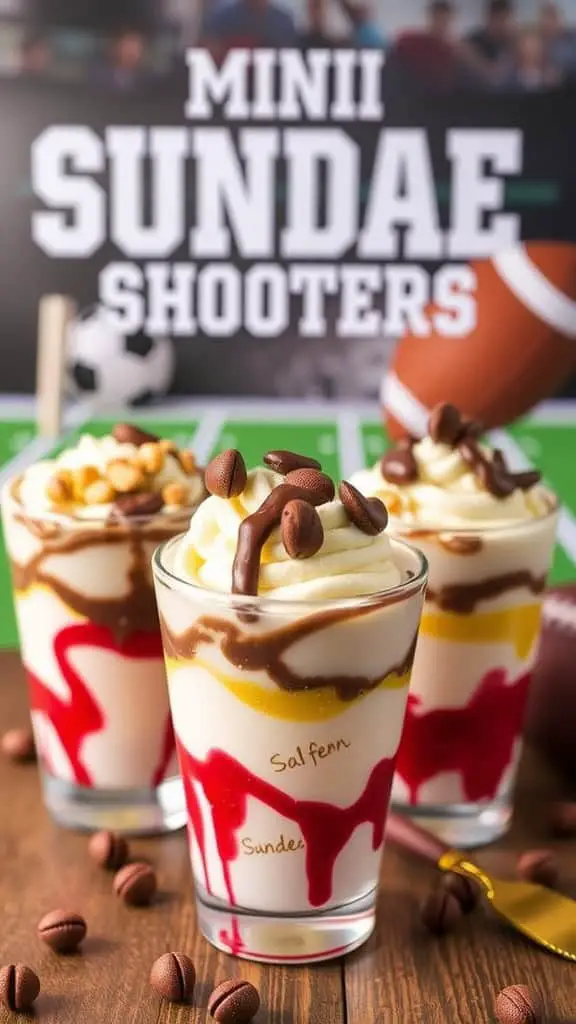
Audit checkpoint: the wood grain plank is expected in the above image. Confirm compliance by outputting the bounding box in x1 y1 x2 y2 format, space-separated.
0 655 344 1024
344 752 576 1024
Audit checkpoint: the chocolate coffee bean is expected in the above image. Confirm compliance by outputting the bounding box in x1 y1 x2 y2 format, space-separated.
89 830 130 871
441 871 480 914
380 446 418 485
550 801 576 838
208 979 261 1023
477 458 516 499
339 482 389 535
281 499 324 559
149 952 196 1003
458 437 480 468
38 909 87 953
0 964 40 1011
494 984 543 1024
428 403 463 445
112 423 159 446
285 468 335 505
510 470 542 491
420 886 462 935
263 450 321 475
1 727 35 763
205 450 247 498
460 417 483 439
113 862 157 906
111 492 164 519
517 849 559 888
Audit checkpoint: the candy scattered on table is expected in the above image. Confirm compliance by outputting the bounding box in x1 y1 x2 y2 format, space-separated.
516 850 559 889
208 979 261 1023
88 830 130 871
0 964 40 1012
549 801 576 839
149 952 196 1003
494 984 543 1024
38 909 87 953
441 871 480 914
114 863 157 906
1 728 35 763
420 885 463 935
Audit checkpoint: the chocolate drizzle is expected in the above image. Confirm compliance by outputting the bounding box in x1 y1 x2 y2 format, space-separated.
9 512 190 640
161 604 419 702
427 570 547 615
232 483 329 597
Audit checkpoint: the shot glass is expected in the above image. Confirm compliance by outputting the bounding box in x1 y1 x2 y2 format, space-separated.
2 483 197 834
153 535 427 964
389 504 559 848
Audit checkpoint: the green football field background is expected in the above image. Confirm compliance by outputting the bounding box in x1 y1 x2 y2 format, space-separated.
0 400 574 649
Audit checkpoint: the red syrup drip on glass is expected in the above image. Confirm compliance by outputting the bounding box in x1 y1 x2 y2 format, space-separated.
176 742 396 909
26 622 173 787
395 667 531 804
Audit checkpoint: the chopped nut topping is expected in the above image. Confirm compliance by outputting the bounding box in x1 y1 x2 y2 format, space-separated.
162 482 188 507
107 460 144 494
159 439 177 455
46 473 72 504
71 466 100 500
84 480 116 505
137 442 165 475
41 426 203 510
178 450 197 475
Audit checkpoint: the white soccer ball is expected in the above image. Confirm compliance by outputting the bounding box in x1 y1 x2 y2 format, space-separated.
66 305 175 407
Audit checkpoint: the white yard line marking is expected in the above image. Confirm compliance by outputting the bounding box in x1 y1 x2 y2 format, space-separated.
0 436 57 489
527 399 576 424
336 409 366 477
0 396 38 417
4 394 576 425
490 429 576 565
190 407 226 463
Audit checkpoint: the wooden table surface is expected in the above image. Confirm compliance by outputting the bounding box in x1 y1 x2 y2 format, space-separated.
1 652 575 1024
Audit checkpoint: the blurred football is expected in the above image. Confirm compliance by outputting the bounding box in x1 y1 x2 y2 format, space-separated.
67 304 175 408
382 242 576 439
526 584 576 781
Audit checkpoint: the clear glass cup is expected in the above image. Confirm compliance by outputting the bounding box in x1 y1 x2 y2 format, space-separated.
152 535 427 964
388 503 559 849
1 481 201 834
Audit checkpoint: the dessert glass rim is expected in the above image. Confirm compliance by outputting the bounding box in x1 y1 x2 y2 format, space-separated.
386 494 559 538
152 532 429 613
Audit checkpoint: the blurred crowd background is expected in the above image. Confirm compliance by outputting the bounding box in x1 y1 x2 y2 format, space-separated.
0 0 575 93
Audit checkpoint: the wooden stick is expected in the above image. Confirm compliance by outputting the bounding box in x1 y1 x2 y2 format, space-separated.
36 294 76 439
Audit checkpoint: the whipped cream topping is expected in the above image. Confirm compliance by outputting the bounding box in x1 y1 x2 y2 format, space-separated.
174 468 404 600
353 436 552 529
18 432 205 520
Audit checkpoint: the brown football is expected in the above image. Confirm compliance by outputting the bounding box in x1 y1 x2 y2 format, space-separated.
382 242 576 439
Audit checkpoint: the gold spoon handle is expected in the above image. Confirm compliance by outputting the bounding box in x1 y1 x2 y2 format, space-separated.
385 813 493 896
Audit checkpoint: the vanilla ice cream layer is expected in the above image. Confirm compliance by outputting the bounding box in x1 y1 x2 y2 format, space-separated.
156 457 427 911
2 480 185 790
159 579 423 914
170 654 409 913
16 586 177 788
353 433 558 810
